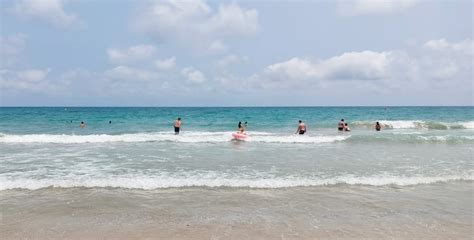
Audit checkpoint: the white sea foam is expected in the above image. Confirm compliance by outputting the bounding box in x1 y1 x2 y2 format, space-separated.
458 121 474 129
0 174 471 190
380 120 425 129
353 120 474 129
416 135 474 142
0 132 350 144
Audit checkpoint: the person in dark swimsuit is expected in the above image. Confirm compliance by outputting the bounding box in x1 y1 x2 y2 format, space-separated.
173 118 181 135
237 121 245 133
296 120 306 135
375 122 381 131
338 119 345 131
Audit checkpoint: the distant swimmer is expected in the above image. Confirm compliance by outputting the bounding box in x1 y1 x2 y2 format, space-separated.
375 122 381 131
244 121 248 130
338 119 345 131
80 121 85 128
109 120 112 124
173 118 182 135
295 120 306 135
344 123 351 132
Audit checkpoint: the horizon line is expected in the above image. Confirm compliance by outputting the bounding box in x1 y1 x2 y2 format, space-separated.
1 105 473 108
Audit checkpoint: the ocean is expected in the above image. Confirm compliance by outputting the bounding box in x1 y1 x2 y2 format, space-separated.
1 107 473 239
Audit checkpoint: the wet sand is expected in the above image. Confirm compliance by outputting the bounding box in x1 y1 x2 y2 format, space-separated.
1 182 472 239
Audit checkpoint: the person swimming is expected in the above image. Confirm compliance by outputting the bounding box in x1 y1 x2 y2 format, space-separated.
338 119 345 131
173 118 182 135
295 120 306 135
80 121 85 128
344 123 351 132
375 122 381 131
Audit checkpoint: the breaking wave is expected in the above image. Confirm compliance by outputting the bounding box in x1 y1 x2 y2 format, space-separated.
1 130 473 144
0 132 350 144
352 120 474 130
1 175 471 190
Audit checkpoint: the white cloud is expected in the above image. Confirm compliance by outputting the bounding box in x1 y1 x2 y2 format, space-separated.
0 33 27 67
265 57 318 81
0 68 59 92
154 57 176 70
17 69 50 82
207 40 228 54
9 0 80 27
420 39 472 80
181 67 205 84
133 0 258 53
265 51 392 81
249 38 472 92
430 62 458 79
207 3 259 36
215 54 248 67
104 66 159 81
107 45 156 64
337 0 420 16
423 39 473 55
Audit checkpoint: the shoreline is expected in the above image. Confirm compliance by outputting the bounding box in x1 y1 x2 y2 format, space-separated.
1 182 472 239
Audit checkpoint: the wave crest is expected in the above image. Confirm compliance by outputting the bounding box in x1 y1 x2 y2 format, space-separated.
1 175 471 190
352 120 474 130
0 132 350 144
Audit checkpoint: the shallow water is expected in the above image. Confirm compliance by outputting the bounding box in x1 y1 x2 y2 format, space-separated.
0 107 473 190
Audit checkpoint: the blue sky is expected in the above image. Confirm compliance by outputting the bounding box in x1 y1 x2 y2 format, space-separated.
1 0 472 106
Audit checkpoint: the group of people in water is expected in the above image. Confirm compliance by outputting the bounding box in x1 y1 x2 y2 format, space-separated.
79 117 383 134
295 119 381 134
337 119 351 132
295 119 351 135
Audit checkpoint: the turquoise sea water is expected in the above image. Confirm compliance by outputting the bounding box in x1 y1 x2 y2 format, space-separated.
0 107 473 190
1 107 473 134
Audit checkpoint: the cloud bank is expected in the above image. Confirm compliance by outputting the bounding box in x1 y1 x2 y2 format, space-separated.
337 0 420 16
9 0 80 27
132 0 259 53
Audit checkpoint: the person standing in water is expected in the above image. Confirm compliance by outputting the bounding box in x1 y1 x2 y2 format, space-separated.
338 119 345 131
295 120 306 135
375 122 381 131
80 121 86 128
237 121 245 133
173 118 182 135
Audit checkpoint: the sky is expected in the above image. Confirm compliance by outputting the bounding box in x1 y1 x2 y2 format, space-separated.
0 0 472 106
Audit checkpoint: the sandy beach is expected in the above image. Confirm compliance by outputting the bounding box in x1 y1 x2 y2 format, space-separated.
1 181 472 239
